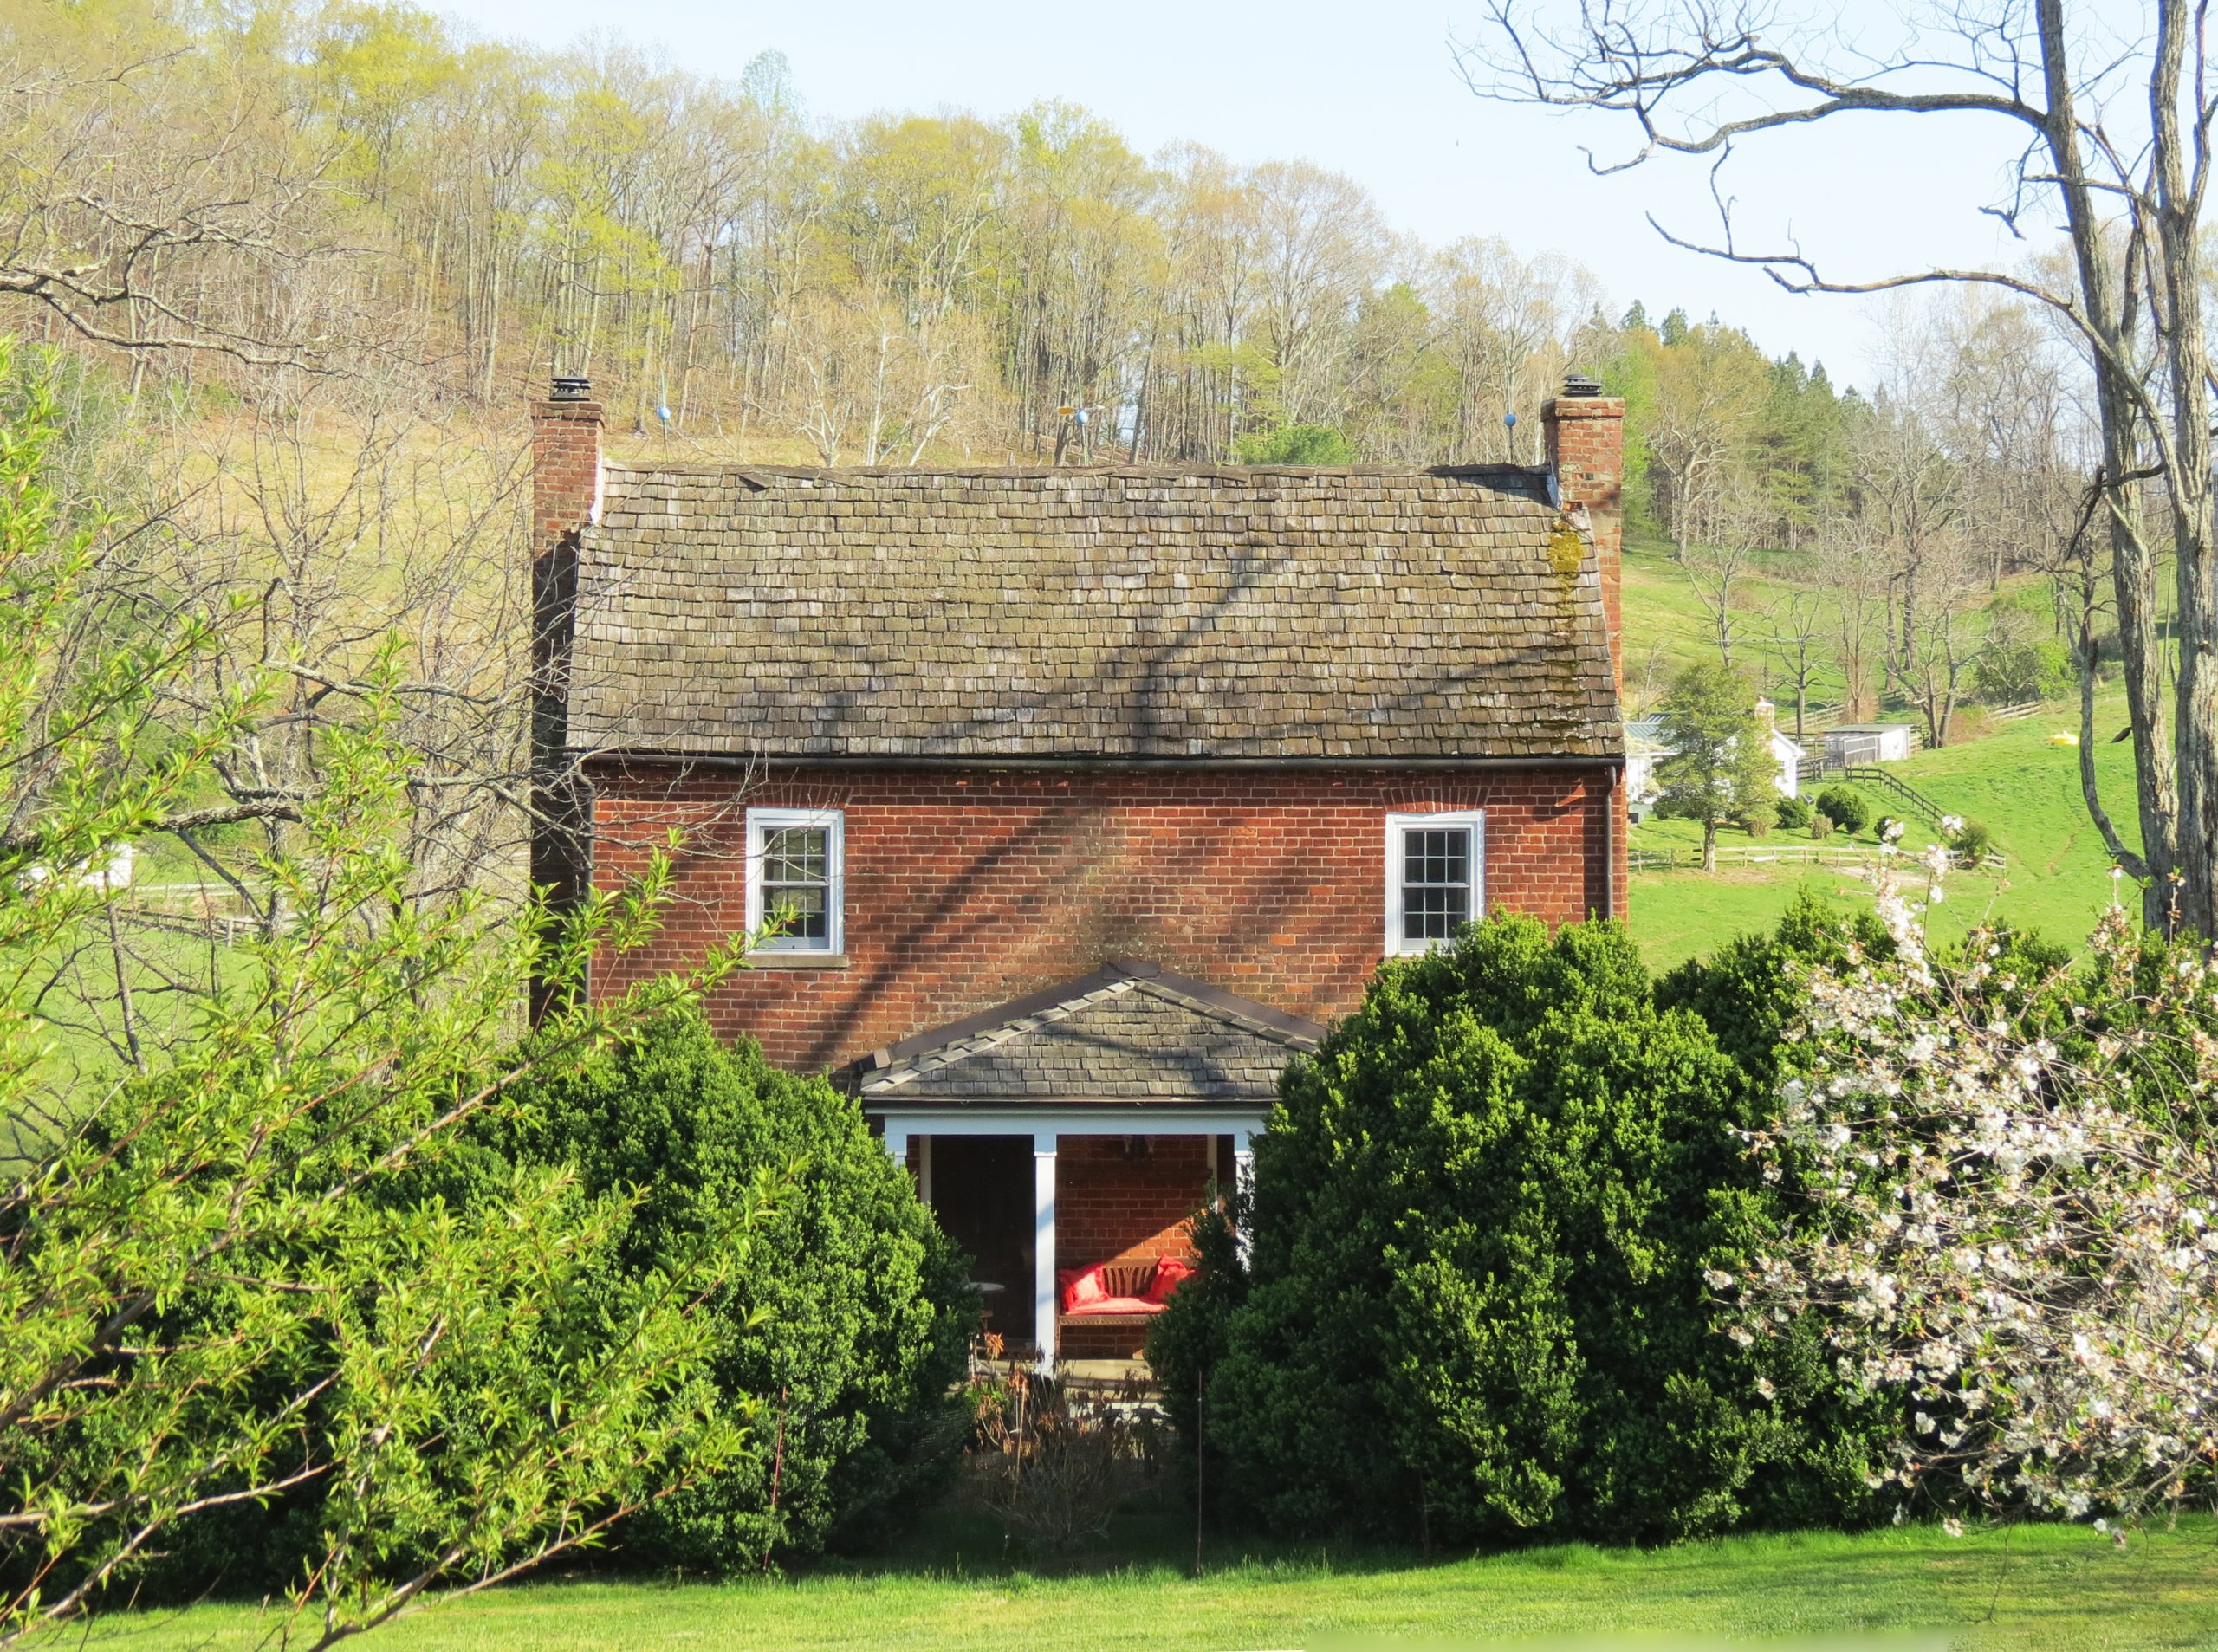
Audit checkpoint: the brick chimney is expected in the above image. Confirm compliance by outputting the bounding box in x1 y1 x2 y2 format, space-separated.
1543 373 1629 925
534 374 603 560
1541 374 1625 693
529 376 603 1019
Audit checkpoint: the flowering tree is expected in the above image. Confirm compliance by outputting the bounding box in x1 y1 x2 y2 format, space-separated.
1725 857 2218 1528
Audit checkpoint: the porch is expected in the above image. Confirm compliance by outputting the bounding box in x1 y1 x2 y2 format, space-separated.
882 1113 1255 1366
851 960 1319 1369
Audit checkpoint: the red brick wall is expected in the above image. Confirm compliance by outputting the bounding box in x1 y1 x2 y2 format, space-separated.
1054 1135 1214 1270
588 761 1625 1072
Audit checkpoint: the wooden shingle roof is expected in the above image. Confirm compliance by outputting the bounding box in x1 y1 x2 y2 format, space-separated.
569 463 1622 763
845 961 1324 1106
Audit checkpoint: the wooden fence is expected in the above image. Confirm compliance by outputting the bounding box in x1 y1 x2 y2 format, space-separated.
1630 842 2007 875
1836 765 1954 831
116 883 260 944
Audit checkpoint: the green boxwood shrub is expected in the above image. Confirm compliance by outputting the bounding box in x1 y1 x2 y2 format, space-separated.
117 1011 970 1594
479 1010 971 1569
1813 785 1869 835
1151 910 1890 1548
1774 794 1813 830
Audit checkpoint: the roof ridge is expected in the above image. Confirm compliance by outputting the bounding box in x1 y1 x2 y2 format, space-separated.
600 461 1549 483
1106 960 1326 1046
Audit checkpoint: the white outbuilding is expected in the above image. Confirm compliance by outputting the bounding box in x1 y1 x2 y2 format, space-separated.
1820 723 1916 767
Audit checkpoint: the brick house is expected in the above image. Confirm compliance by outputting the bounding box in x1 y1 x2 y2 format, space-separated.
529 379 1628 1364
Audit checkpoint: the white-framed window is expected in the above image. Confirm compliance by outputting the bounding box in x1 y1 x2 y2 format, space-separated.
1384 810 1484 956
745 807 844 954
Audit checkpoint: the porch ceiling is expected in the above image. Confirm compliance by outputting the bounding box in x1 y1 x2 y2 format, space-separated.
844 960 1323 1107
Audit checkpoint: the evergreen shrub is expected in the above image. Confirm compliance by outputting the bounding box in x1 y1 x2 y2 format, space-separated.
1232 423 1357 464
478 1010 970 1569
1151 910 1891 1547
1973 636 2072 705
1813 785 1869 835
1775 794 1813 830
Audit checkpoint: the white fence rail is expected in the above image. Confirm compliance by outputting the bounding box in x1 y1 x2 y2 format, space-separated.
1631 843 2007 875
116 883 260 943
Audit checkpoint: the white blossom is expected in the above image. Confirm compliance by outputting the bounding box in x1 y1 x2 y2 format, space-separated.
1732 884 2218 1528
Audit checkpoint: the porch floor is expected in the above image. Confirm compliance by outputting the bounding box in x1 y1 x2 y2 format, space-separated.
970 1351 1158 1398
1061 1357 1151 1388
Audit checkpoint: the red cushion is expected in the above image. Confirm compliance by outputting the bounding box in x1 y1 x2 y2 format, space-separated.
1064 1295 1164 1317
1058 1266 1107 1313
1146 1255 1197 1303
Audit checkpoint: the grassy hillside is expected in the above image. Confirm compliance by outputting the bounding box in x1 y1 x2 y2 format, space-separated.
1617 526 2059 724
1897 698 2141 943
1618 532 1825 713
1627 698 2135 969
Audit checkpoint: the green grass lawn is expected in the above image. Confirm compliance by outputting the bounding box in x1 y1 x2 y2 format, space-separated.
84 1519 2218 1649
1628 698 2137 970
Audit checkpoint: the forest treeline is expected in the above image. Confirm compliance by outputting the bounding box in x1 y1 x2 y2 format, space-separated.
10 1 2098 733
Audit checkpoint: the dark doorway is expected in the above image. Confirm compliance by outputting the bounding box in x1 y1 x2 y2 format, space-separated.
927 1135 1035 1348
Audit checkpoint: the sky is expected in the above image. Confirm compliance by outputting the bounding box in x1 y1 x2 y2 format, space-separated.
431 0 2054 392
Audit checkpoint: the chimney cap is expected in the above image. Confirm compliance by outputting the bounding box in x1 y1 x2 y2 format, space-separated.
549 374 593 402
1561 372 1603 398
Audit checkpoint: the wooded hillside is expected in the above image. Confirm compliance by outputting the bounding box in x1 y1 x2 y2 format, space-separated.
6 2 2103 748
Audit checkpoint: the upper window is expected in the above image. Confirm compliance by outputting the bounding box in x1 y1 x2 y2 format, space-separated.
746 807 844 953
1384 811 1484 956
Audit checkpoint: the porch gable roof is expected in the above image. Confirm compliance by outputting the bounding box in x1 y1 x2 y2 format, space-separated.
844 961 1324 1106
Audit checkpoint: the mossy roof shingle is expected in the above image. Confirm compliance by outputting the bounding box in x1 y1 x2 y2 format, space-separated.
570 463 1621 761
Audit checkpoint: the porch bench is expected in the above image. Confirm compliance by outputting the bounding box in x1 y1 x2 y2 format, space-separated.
1056 1260 1183 1331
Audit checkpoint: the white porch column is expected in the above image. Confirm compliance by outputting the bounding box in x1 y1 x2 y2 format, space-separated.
917 1134 933 1206
1233 1126 1256 1266
1034 1130 1058 1371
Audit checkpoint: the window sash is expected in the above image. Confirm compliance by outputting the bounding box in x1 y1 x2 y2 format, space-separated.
1400 827 1472 941
747 809 843 953
1384 811 1484 956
